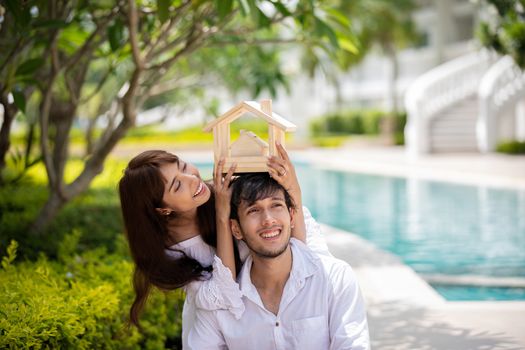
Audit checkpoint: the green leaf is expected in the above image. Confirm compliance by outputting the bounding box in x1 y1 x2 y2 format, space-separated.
15 58 45 76
339 37 358 54
315 17 339 49
325 8 351 29
5 0 31 29
32 19 69 30
216 0 233 19
272 1 291 17
12 90 26 112
157 0 170 24
1 240 18 270
57 23 91 54
107 19 124 52
247 2 270 28
237 0 250 16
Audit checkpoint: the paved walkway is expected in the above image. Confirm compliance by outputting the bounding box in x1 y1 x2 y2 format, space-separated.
294 146 525 190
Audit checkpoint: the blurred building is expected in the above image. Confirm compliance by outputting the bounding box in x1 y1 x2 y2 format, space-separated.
272 0 481 129
272 0 525 154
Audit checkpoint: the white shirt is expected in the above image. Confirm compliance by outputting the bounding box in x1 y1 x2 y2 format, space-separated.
187 239 370 350
167 207 330 349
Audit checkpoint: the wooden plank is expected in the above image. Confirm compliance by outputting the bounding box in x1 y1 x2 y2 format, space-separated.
226 156 268 163
260 99 272 115
204 100 297 133
230 132 269 157
218 124 229 158
243 101 297 131
221 164 268 173
203 104 244 132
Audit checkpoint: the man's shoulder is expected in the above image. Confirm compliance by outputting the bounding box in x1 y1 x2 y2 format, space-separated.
292 239 357 284
318 252 356 279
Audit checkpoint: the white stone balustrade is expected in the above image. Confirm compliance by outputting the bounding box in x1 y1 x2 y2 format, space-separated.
404 50 495 156
478 56 525 152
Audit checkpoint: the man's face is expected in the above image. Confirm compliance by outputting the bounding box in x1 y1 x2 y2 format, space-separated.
231 189 294 259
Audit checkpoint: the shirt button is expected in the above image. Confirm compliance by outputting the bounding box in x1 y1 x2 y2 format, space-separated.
275 321 280 327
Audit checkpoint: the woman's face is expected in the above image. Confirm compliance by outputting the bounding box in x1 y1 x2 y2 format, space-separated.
158 159 210 214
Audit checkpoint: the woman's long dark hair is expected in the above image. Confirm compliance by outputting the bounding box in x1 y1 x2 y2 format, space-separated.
118 150 221 326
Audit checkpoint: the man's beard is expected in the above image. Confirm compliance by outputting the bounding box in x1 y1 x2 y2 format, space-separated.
241 226 291 259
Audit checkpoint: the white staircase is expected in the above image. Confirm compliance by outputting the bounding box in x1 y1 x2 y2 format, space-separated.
429 96 478 152
405 50 525 156
404 50 495 156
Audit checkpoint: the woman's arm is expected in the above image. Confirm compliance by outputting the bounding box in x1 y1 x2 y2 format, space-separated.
267 143 306 243
214 159 237 279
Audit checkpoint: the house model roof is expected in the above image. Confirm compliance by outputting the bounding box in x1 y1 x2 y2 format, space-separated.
203 101 297 132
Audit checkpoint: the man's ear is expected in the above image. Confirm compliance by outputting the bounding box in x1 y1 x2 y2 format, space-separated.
155 207 172 216
230 219 243 240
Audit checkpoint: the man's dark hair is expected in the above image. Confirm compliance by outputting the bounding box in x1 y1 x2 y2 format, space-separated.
230 173 296 221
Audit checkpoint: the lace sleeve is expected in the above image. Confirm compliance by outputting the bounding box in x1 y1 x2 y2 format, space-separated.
303 206 332 257
190 255 245 320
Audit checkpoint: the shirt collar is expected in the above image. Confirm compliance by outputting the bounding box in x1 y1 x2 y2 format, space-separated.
238 238 320 299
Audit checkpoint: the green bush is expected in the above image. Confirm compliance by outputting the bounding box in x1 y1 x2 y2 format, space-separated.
496 140 525 154
309 109 387 136
393 112 407 145
0 158 126 260
0 238 184 349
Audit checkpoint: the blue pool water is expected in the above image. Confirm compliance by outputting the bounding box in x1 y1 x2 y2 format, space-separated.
295 164 525 301
197 161 525 300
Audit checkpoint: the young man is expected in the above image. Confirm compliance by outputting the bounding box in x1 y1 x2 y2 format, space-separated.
188 173 370 350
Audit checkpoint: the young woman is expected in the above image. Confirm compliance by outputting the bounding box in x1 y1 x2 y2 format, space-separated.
118 144 329 346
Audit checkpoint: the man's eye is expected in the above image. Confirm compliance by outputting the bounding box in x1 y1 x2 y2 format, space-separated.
272 203 284 208
247 208 259 214
183 163 187 172
175 180 181 191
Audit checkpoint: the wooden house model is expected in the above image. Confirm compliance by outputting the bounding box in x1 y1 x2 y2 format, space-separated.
203 99 296 173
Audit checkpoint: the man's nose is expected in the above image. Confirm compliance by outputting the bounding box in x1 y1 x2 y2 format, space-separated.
261 210 276 226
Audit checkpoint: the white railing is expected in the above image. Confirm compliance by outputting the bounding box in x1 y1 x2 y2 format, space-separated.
404 50 495 156
477 56 525 152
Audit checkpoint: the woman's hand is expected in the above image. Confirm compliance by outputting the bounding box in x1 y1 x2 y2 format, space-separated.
267 143 306 242
214 159 236 221
267 143 302 207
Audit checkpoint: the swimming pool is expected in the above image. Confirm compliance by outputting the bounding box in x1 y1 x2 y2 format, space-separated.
295 164 525 301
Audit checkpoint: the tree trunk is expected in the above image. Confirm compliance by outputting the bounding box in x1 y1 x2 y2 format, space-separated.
381 42 399 144
30 191 67 234
385 42 399 116
0 96 17 183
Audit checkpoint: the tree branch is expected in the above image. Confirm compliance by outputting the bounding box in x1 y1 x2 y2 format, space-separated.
39 43 60 192
210 37 300 47
128 0 144 70
78 65 115 105
144 0 193 60
64 10 119 72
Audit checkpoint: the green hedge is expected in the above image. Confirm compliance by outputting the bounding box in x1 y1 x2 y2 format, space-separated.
0 158 127 260
310 110 383 136
496 140 525 154
310 109 406 140
0 237 184 349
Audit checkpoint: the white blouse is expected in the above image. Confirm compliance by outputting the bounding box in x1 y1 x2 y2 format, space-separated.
166 206 329 349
